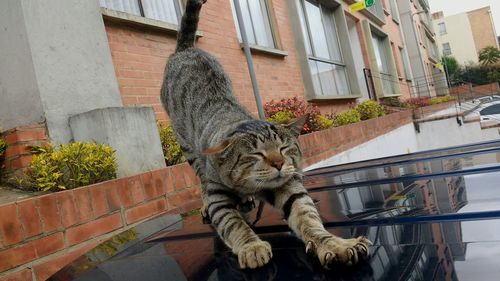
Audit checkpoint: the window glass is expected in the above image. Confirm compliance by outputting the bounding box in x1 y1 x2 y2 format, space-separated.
443 42 452 56
438 22 447 35
297 0 350 97
142 0 181 24
231 0 275 48
100 0 183 24
304 1 330 59
100 0 141 16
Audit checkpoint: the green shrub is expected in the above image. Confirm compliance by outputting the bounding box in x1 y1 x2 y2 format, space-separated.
333 109 361 127
0 137 6 176
406 97 431 108
355 100 385 120
429 96 454 105
266 110 295 124
264 97 323 134
158 124 185 166
17 142 117 192
380 97 408 108
317 115 334 129
0 138 6 159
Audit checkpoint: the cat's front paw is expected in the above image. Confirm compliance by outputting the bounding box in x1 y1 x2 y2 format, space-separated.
237 240 273 269
307 236 371 268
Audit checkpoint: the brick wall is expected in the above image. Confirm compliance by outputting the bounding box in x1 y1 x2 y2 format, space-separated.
104 0 417 121
450 82 499 98
105 0 309 122
1 123 49 178
0 162 202 280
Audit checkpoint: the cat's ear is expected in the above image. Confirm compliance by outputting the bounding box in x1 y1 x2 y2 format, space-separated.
203 139 232 155
284 114 308 137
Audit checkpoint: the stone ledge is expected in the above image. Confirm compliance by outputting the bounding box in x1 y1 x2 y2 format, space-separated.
101 8 203 37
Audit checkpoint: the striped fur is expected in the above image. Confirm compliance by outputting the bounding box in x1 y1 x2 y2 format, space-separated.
161 0 370 269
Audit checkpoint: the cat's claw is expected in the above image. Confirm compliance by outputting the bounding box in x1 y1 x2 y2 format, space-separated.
237 240 273 269
311 236 371 268
305 241 316 255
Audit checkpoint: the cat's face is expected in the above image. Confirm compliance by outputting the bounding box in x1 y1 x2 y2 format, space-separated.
207 117 306 193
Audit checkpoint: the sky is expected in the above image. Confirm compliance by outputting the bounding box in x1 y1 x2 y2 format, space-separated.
428 0 500 36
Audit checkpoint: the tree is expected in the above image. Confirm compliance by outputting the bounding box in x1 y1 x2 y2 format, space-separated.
478 46 500 66
442 56 459 79
487 70 500 83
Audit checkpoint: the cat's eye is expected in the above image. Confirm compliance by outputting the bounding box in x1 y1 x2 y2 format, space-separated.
279 145 290 154
251 152 265 157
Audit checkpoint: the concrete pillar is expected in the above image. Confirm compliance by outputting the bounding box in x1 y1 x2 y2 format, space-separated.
70 107 166 177
0 0 122 143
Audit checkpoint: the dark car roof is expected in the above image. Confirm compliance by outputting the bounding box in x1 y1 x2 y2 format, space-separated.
52 139 500 281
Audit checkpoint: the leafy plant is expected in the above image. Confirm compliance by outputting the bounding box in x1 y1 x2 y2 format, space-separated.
0 138 6 159
333 109 361 127
406 97 430 108
479 46 500 66
317 115 334 129
487 70 500 83
158 124 185 166
17 142 117 192
355 100 385 120
442 56 460 79
429 96 454 105
264 97 323 134
0 136 6 176
380 97 408 108
266 110 295 124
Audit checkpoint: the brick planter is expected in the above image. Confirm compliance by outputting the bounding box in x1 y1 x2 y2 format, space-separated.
1 123 49 178
0 103 455 280
0 162 201 280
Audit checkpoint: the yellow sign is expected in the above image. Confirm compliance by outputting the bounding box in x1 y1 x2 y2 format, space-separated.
350 1 366 12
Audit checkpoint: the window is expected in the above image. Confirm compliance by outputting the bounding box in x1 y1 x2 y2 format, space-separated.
438 22 447 35
391 42 402 78
372 33 395 95
399 47 412 80
99 0 183 25
296 0 350 97
367 0 385 21
230 0 276 48
389 0 400 22
425 34 437 59
442 42 452 56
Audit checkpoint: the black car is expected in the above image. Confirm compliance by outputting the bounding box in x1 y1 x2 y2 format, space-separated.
51 140 500 281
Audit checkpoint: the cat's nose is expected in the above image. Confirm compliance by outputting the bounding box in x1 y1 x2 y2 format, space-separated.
271 160 284 170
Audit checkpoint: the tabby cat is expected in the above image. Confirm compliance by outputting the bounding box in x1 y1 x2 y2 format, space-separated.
161 0 370 269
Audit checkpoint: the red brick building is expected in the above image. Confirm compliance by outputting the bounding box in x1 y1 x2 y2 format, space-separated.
100 0 422 122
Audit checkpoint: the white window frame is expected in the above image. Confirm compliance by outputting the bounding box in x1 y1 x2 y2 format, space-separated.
296 0 351 97
99 0 183 25
442 42 452 56
371 33 395 96
230 0 277 49
389 0 400 23
399 47 412 81
438 22 447 35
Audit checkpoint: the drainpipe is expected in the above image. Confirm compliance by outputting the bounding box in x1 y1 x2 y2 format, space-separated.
232 0 266 120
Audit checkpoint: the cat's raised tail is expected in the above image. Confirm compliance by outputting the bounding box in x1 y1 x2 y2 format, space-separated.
175 0 206 53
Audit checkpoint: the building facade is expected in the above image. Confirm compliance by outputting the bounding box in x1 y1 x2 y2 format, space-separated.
1 0 445 140
100 0 420 122
432 6 499 66
397 0 447 97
